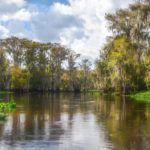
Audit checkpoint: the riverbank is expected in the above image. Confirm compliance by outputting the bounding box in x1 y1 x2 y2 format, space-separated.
87 90 150 102
0 91 13 94
129 91 150 102
85 90 102 96
1 90 150 102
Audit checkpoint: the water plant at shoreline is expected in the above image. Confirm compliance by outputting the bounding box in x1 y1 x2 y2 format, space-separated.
0 101 16 120
0 91 13 94
129 91 150 102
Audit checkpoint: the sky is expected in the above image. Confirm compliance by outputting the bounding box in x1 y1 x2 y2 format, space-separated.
0 0 134 60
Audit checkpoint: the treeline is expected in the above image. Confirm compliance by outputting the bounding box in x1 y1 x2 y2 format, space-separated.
95 0 150 94
0 37 92 92
0 0 149 93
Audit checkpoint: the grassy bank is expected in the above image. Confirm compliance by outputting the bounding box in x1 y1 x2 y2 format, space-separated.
129 91 150 102
86 90 102 96
0 91 13 94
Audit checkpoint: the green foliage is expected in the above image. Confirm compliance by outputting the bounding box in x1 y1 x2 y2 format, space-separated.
130 91 150 102
10 65 31 90
87 90 102 97
0 101 16 120
0 1 149 94
0 48 10 90
0 101 16 112
0 91 12 94
95 0 149 94
144 57 150 89
107 36 136 92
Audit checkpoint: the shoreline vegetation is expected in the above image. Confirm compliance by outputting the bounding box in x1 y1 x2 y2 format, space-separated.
0 1 149 98
0 101 16 120
0 89 149 120
0 91 13 94
1 90 150 101
129 91 150 102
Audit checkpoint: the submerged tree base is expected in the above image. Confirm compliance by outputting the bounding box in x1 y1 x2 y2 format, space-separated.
129 91 150 102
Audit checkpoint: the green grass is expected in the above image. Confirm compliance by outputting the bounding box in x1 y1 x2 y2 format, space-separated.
80 90 102 96
0 91 13 95
86 90 102 96
129 90 150 102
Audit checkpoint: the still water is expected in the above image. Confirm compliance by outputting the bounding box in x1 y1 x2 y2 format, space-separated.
0 93 150 150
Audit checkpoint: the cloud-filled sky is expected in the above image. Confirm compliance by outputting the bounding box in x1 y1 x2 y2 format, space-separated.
0 0 134 60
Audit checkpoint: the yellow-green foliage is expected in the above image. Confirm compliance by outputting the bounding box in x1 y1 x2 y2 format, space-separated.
106 36 135 91
10 65 31 90
0 101 16 120
130 91 150 102
87 90 102 97
0 101 16 113
144 56 150 89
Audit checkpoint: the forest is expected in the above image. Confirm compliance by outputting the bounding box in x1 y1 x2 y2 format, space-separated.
0 0 149 94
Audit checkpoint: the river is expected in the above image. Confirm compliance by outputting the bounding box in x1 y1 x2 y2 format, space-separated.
0 93 150 150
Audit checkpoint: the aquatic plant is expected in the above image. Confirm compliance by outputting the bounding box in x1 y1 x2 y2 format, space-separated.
129 91 150 102
0 101 16 120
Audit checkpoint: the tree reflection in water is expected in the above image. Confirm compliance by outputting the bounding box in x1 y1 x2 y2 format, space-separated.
0 93 149 150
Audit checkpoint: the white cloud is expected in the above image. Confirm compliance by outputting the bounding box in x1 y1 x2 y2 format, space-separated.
1 9 34 21
6 20 32 38
0 0 26 7
31 4 83 42
51 0 133 59
0 0 37 39
0 25 9 38
14 8 37 21
0 0 26 13
0 0 35 21
0 0 134 60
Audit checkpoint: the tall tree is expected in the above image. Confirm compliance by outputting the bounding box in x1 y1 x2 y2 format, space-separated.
48 44 69 91
67 51 80 91
0 48 10 90
80 58 91 92
1 37 24 67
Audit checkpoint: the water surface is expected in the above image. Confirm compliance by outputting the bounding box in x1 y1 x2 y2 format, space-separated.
0 93 150 150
